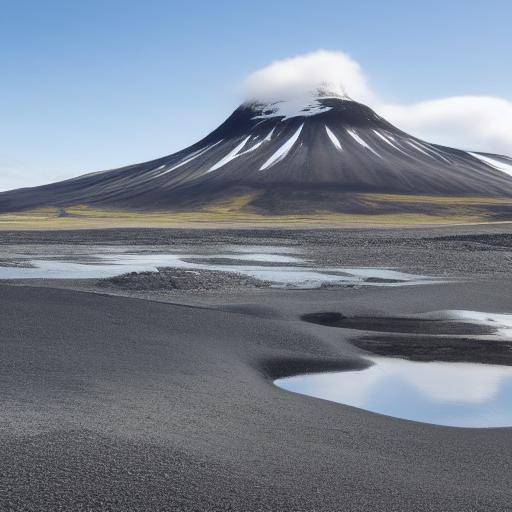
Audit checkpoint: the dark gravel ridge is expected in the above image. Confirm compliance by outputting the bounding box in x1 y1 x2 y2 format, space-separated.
100 267 271 291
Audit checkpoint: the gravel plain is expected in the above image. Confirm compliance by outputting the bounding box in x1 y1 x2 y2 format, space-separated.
1 225 512 511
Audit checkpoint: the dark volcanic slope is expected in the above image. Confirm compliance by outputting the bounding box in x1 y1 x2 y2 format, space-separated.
2 94 512 213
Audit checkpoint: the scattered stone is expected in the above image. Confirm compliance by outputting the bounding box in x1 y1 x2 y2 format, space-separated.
99 267 271 291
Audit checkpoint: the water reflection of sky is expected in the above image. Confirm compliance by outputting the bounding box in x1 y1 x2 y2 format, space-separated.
0 248 434 288
276 357 512 428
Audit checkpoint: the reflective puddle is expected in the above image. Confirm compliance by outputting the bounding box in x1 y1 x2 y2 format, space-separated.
0 248 435 288
276 357 512 428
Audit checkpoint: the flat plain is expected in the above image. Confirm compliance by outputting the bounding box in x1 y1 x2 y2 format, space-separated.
1 225 511 511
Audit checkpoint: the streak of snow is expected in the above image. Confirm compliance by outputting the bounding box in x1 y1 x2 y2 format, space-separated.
325 126 342 151
372 130 409 155
238 138 265 155
346 129 380 158
407 139 437 159
207 136 251 173
415 141 452 163
468 152 512 178
260 124 304 171
159 141 223 176
264 127 276 141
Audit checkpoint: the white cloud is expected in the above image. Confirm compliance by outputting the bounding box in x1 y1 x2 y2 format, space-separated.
242 50 512 156
243 50 374 104
379 96 512 155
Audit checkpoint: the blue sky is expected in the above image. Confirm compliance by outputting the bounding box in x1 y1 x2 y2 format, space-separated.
1 0 511 190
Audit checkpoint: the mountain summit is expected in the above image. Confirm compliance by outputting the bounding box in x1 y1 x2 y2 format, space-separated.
2 91 512 216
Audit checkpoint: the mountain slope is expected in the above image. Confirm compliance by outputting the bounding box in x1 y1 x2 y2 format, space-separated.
2 93 512 215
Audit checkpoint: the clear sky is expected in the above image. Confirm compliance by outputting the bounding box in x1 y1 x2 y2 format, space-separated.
1 0 511 190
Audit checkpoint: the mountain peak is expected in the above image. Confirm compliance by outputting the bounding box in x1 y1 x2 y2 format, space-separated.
246 86 351 122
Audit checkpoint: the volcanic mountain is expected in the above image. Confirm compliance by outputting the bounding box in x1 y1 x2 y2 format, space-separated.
2 91 512 217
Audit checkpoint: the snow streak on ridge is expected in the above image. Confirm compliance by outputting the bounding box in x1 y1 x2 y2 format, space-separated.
238 138 265 156
160 141 223 176
407 139 437 159
415 141 452 164
264 127 276 141
207 136 251 173
260 124 304 171
468 152 512 177
346 129 380 158
372 130 409 156
325 126 342 151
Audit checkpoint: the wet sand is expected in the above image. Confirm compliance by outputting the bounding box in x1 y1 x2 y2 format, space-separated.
1 226 512 511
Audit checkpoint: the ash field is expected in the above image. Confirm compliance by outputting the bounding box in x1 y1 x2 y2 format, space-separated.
1 225 512 511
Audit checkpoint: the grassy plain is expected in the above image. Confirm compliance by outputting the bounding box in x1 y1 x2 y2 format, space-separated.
1 194 512 230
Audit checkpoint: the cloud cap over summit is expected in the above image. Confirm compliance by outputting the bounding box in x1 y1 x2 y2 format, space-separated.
243 50 374 104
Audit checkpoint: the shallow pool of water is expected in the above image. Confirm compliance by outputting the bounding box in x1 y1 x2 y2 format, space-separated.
0 248 435 288
276 357 512 428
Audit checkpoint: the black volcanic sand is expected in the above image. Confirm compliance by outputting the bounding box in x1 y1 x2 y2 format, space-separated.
302 311 512 365
2 279 512 511
351 334 512 365
1 226 512 511
302 312 495 335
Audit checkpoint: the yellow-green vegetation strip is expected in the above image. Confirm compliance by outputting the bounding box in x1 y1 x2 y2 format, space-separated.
363 194 512 205
0 205 508 230
1 193 511 230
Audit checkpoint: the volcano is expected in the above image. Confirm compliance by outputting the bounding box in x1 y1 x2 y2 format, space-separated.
2 91 512 217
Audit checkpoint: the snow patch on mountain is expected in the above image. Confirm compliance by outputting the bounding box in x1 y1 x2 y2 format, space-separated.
325 126 342 151
260 124 304 171
264 127 276 141
207 136 251 173
415 141 452 164
160 141 223 176
238 137 265 156
468 152 512 177
250 97 334 121
372 130 408 155
346 129 380 158
407 139 438 160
